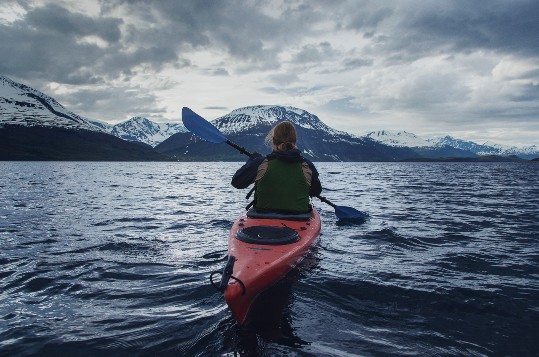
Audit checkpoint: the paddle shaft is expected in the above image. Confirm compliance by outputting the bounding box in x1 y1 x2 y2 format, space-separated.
316 195 337 208
226 140 252 157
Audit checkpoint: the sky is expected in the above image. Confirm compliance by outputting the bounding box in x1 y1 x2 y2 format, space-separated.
1 0 538 147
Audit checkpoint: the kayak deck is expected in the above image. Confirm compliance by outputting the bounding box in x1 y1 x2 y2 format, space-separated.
222 209 321 325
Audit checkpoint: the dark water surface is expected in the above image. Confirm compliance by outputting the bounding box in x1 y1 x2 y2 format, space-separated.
1 162 538 356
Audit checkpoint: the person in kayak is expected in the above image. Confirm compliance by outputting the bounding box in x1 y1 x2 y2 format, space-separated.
231 121 322 214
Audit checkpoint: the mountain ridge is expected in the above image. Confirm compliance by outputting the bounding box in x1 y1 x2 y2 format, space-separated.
0 75 101 131
0 75 166 160
107 116 187 147
368 131 538 160
1 75 537 160
157 106 431 161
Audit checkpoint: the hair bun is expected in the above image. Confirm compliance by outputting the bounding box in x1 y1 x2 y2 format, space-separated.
265 121 298 152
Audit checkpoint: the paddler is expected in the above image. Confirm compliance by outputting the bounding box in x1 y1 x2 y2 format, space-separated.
231 121 322 214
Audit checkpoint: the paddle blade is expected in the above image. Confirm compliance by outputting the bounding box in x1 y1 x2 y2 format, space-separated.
335 206 367 220
182 107 227 143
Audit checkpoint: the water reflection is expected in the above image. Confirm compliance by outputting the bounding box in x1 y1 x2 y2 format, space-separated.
221 249 320 355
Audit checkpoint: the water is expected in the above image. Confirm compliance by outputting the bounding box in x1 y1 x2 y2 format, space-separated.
1 161 538 356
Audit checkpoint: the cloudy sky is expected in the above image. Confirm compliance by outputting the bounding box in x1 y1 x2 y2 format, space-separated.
1 0 538 146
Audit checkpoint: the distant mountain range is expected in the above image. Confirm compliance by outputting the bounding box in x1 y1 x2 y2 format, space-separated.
156 106 421 161
365 130 539 160
1 75 537 161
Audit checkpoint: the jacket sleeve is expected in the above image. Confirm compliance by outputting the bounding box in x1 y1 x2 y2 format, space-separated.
231 154 265 189
305 159 322 197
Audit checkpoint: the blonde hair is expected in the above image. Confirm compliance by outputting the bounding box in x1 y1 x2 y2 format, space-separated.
265 121 297 151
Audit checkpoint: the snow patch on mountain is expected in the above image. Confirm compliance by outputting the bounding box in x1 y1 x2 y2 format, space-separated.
87 119 113 132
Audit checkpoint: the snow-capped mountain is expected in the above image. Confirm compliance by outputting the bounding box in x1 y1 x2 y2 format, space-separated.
367 131 539 160
157 106 418 161
215 105 344 137
108 117 187 147
428 136 539 159
1 75 185 147
498 144 539 158
0 75 102 132
0 75 165 160
1 75 536 160
366 130 432 147
427 136 511 156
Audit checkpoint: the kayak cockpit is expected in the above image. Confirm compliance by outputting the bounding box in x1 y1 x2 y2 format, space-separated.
236 226 299 245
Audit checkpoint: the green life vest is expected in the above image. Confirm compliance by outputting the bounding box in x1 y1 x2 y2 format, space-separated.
255 159 310 213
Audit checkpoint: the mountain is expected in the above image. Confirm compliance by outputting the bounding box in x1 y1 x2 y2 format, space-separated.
0 75 166 161
86 115 187 147
366 130 431 147
366 131 538 160
0 125 167 161
365 130 477 158
0 75 102 131
87 118 113 132
2 75 536 161
107 117 187 147
156 105 420 161
429 136 539 160
499 145 539 160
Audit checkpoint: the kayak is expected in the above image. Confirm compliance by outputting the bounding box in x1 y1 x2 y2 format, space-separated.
180 106 366 323
211 208 321 325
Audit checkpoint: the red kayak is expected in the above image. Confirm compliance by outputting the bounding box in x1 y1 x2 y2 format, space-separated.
211 208 321 325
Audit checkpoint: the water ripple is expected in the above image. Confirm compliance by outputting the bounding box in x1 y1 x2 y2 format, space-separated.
0 161 537 356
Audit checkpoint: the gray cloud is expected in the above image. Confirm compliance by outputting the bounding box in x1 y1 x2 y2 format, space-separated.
322 97 368 115
406 1 539 56
342 58 374 71
341 1 539 61
1 0 537 145
4 1 538 79
0 18 107 83
292 42 337 63
104 0 293 66
268 72 300 86
0 2 188 84
205 68 229 76
25 3 122 42
57 86 166 122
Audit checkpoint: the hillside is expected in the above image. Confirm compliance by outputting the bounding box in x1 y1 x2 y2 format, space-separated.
0 75 166 161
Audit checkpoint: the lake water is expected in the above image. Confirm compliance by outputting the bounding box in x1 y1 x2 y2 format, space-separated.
1 161 538 356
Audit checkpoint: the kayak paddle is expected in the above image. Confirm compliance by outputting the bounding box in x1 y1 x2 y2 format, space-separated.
182 106 367 221
182 107 252 156
316 195 366 220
